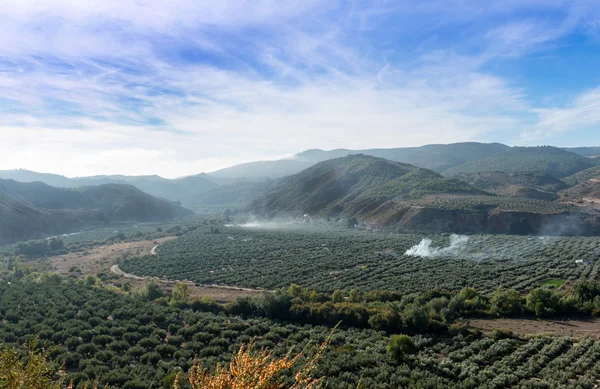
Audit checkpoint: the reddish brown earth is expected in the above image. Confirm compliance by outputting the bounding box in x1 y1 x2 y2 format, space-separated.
469 318 600 339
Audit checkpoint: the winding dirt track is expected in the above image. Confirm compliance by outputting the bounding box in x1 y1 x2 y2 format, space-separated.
50 237 262 303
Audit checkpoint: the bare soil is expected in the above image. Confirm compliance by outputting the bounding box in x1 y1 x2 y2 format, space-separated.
469 318 600 339
49 238 261 303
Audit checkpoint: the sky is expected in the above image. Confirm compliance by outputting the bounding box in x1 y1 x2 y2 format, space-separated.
1 0 600 178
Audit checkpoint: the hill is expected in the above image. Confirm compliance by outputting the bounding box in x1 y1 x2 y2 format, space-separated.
250 154 487 218
0 192 107 244
562 166 600 186
559 178 600 208
209 159 313 180
443 146 597 178
97 174 218 208
250 155 600 235
0 179 193 244
563 147 600 157
195 180 274 209
0 170 218 209
453 172 568 201
210 142 510 179
362 142 510 172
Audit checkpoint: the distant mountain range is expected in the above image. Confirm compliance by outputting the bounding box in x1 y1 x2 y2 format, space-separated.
209 143 600 180
3 143 600 229
0 170 217 210
5 143 599 211
0 179 193 244
250 154 600 236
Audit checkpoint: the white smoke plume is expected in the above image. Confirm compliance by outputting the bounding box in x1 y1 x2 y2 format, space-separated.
405 235 469 258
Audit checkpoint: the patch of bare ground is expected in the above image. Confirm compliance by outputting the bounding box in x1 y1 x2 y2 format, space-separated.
49 237 261 303
469 318 600 339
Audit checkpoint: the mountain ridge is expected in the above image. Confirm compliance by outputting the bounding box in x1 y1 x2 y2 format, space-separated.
0 179 193 244
250 154 488 219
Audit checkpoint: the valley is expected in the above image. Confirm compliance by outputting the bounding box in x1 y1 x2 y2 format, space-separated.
47 236 261 303
6 143 600 388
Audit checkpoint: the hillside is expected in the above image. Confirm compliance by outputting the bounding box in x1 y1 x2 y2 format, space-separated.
210 142 510 179
562 166 600 186
362 142 510 172
250 154 487 218
453 172 568 201
559 179 600 208
250 155 600 235
563 147 600 157
195 180 274 208
0 192 106 244
443 146 597 178
0 179 193 244
0 170 218 209
209 159 313 180
211 144 595 182
98 174 217 208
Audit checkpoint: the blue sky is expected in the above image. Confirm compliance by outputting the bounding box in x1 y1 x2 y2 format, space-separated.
1 0 600 177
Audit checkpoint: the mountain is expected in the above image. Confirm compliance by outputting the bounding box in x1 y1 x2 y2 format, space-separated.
209 142 510 179
97 174 218 208
562 166 600 186
250 154 600 236
443 146 597 178
0 179 193 244
0 169 75 188
209 159 313 180
453 172 568 201
360 142 510 172
250 154 487 218
0 192 107 244
563 147 600 157
195 180 274 208
0 170 218 209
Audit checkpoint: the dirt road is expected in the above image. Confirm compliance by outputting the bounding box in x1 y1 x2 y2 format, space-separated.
469 317 600 339
50 237 261 303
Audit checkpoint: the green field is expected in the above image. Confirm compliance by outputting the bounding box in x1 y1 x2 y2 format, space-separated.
3 278 600 388
120 224 600 294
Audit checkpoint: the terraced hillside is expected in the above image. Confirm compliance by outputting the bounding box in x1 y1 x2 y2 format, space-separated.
453 172 568 201
443 146 597 178
249 155 600 235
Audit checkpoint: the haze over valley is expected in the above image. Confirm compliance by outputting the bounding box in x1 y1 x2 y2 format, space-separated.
6 1 600 388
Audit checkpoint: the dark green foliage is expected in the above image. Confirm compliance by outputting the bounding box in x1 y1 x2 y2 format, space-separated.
490 289 523 317
526 288 560 317
4 278 600 387
122 226 600 294
573 280 600 302
14 238 66 257
387 334 416 362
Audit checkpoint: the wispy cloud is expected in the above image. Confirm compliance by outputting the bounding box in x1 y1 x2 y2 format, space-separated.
0 0 599 176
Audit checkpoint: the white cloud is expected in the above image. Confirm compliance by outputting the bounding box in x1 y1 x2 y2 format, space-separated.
522 87 600 141
0 0 599 176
